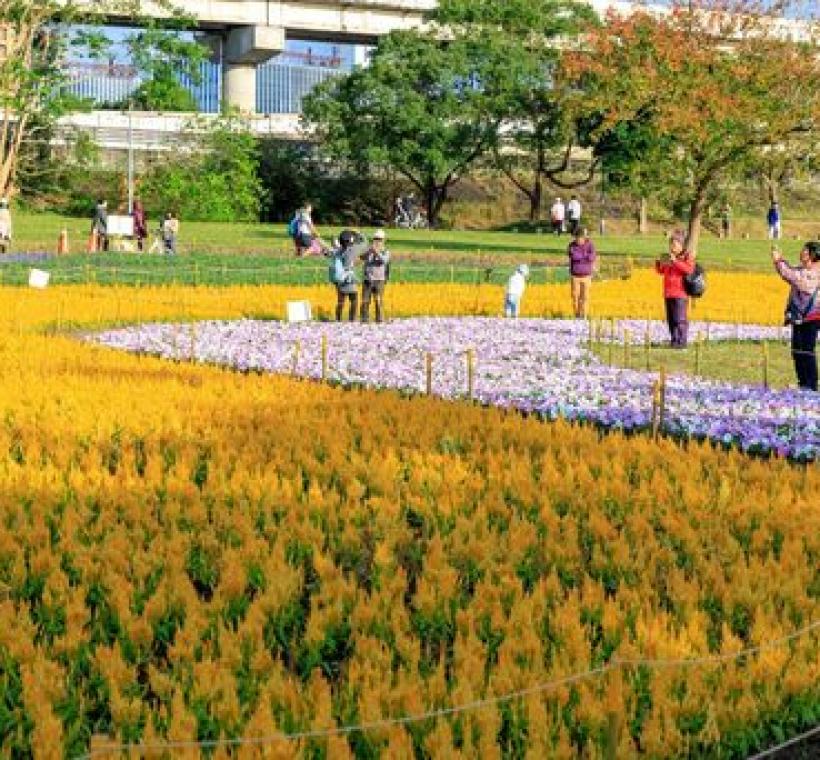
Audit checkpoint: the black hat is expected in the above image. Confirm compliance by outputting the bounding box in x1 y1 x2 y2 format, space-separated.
339 229 357 247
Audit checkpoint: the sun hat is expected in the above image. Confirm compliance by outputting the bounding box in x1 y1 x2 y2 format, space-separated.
373 229 386 240
517 264 530 277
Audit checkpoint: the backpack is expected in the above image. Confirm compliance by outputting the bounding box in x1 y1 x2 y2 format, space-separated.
286 217 299 238
684 264 706 298
328 251 349 286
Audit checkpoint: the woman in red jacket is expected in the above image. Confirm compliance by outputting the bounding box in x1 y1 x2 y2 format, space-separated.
655 230 696 348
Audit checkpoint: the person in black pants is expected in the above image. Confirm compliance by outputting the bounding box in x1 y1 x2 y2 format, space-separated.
772 242 820 391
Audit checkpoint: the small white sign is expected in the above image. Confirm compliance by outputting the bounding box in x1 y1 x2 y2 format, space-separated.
28 268 50 289
286 300 312 323
107 215 135 237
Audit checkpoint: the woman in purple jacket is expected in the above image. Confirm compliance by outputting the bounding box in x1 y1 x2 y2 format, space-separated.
568 227 597 318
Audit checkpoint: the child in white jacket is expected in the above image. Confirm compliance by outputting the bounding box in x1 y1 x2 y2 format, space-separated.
504 264 530 318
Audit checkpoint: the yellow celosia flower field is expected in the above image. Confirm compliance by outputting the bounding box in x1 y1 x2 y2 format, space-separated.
0 272 817 758
0 268 793 332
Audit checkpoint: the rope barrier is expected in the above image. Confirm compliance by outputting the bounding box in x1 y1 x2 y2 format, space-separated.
746 724 820 760
70 619 820 759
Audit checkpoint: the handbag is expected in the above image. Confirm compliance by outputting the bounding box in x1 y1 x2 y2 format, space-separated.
784 285 820 326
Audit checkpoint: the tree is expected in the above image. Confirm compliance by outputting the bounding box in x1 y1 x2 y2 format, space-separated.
302 31 501 227
0 0 204 197
129 77 198 112
139 113 262 222
433 0 600 221
563 1 820 252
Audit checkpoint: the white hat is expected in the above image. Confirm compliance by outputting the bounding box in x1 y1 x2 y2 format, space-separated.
373 229 386 240
517 264 530 277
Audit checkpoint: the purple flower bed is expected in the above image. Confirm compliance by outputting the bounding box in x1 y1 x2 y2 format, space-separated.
92 318 818 460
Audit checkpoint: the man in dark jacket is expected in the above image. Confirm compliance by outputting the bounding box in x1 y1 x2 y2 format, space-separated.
568 227 597 318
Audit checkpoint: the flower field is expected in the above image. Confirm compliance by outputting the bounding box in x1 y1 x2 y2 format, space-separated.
94 317 819 461
0 272 818 757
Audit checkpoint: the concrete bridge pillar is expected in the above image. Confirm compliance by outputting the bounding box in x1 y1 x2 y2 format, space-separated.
223 63 258 112
220 25 285 113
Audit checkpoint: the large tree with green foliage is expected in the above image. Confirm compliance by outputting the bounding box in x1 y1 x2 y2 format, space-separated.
433 0 599 221
302 31 503 227
0 0 204 197
563 0 820 252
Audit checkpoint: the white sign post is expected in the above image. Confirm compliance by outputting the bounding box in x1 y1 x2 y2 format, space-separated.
28 269 50 289
286 301 312 323
107 215 135 237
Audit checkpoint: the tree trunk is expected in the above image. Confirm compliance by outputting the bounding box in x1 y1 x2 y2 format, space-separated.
529 174 542 222
425 183 448 228
638 196 648 234
686 192 707 255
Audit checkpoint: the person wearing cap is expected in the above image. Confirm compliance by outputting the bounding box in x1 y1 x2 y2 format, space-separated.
292 203 319 257
655 230 696 348
334 229 365 321
772 242 820 391
0 197 11 254
504 264 530 318
360 229 391 323
568 227 597 318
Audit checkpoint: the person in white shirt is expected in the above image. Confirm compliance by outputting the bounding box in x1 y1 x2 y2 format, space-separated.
504 264 530 318
567 195 582 236
550 198 566 234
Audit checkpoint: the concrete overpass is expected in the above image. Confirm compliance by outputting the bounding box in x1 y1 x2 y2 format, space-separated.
85 0 436 111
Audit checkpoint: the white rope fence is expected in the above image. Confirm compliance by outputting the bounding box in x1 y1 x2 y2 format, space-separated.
72 619 820 759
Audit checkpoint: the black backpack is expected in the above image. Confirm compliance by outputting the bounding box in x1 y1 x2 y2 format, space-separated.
684 264 706 298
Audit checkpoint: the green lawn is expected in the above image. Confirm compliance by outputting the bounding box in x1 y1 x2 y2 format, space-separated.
591 339 796 389
2 210 811 285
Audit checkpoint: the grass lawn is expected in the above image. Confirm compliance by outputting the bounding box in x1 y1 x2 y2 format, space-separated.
591 339 798 389
3 211 813 283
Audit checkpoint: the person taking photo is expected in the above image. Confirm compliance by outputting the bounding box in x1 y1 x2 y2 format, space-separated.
773 242 820 391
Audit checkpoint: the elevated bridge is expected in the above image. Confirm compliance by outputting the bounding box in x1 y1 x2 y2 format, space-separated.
79 0 436 111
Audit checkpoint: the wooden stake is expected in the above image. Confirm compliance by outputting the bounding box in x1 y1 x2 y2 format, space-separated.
644 328 651 371
466 349 475 399
762 342 770 389
658 364 667 434
425 352 433 395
